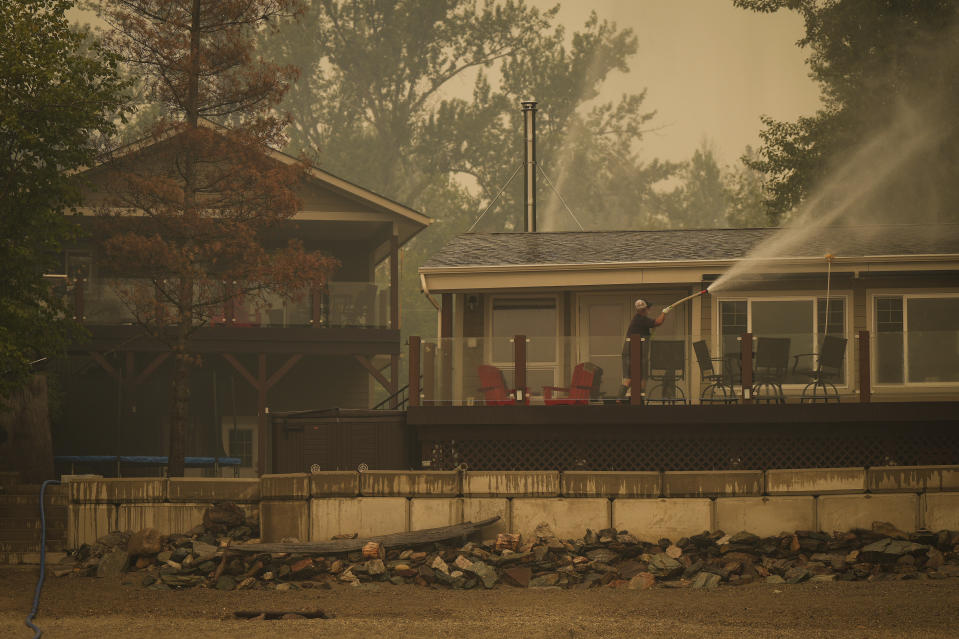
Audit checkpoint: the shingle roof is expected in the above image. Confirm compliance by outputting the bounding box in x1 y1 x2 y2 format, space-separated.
421 225 959 269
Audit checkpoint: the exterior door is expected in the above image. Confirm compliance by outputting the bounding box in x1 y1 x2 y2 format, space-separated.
577 294 630 397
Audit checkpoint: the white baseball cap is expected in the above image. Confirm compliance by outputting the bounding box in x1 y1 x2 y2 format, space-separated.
634 299 649 311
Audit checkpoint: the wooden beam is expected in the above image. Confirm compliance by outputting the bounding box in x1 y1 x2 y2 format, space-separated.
354 354 392 392
390 234 399 331
408 336 421 407
89 351 119 382
223 353 260 391
133 353 169 387
230 517 501 554
257 354 267 476
265 354 303 391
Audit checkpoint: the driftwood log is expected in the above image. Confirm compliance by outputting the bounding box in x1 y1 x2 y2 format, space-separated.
230 516 501 554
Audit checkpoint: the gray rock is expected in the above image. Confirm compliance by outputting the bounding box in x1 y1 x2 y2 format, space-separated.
585 548 619 563
192 541 218 563
127 528 164 556
810 574 836 583
97 549 128 579
367 558 387 576
766 575 785 584
691 572 721 590
529 573 560 588
784 567 809 584
160 574 204 587
647 553 683 578
216 575 236 591
466 560 498 589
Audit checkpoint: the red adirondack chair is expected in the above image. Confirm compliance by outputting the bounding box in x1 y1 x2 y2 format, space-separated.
543 362 603 406
477 364 528 405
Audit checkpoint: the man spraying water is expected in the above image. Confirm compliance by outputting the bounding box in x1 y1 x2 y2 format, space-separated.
617 290 708 400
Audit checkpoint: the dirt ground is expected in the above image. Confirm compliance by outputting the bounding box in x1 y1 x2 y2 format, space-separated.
2 566 959 639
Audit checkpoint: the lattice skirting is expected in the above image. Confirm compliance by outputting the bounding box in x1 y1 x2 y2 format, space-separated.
426 432 959 471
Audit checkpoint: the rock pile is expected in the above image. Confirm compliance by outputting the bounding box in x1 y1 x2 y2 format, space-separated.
59 506 959 591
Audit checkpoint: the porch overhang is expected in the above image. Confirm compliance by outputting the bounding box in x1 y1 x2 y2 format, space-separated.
418 254 959 294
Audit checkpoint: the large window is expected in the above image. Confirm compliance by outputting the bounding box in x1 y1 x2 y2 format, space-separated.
719 296 847 384
490 297 558 390
875 295 959 384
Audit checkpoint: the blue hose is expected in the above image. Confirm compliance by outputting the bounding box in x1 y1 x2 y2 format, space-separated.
25 479 61 639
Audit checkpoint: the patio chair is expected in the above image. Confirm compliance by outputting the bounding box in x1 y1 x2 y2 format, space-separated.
752 337 791 404
693 340 737 404
477 364 529 405
792 335 847 404
543 362 603 405
645 340 687 405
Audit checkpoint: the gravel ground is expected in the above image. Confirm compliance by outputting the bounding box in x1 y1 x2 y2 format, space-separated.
2 566 958 638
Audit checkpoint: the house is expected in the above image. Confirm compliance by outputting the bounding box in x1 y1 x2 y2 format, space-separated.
405 224 959 472
52 126 430 476
416 225 959 405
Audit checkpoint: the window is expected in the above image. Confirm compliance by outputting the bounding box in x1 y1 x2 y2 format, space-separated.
719 296 847 384
490 297 558 390
228 429 254 467
875 295 959 384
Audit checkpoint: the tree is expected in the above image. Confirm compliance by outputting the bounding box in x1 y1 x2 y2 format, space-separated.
725 146 770 228
95 0 337 476
0 0 127 402
264 3 678 338
735 0 959 224
669 142 729 229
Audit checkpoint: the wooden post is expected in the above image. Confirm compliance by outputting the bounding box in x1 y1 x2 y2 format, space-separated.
513 334 527 402
311 281 323 326
390 234 399 331
408 336 421 408
858 329 871 403
629 334 643 406
257 354 267 475
440 293 453 404
740 332 753 405
423 342 436 405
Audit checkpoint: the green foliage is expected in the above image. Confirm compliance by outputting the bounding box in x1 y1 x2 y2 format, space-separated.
0 0 127 400
735 0 959 223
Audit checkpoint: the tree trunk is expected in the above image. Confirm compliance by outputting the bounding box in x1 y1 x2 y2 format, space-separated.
0 374 55 483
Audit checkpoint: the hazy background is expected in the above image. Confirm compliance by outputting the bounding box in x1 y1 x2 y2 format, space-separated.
515 1 822 165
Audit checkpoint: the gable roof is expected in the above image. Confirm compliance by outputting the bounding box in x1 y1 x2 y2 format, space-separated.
75 119 431 246
422 225 959 269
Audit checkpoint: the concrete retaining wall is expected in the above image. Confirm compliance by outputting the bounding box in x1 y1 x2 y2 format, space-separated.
63 467 959 548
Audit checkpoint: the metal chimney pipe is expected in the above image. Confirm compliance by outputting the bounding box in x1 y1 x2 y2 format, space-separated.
522 100 537 232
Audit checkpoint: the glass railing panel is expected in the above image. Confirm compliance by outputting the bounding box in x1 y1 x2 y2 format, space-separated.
83 279 138 324
321 281 389 328
410 336 698 406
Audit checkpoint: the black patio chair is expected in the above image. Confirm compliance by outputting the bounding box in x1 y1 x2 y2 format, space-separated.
693 340 737 404
645 340 687 405
792 335 847 404
752 337 791 404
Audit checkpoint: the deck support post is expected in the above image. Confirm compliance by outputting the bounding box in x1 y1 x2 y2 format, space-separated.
741 333 753 405
629 335 643 406
408 336 421 407
513 334 527 402
858 329 871 403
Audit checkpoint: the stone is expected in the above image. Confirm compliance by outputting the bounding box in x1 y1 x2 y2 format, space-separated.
431 556 449 574
97 549 128 579
127 528 164 556
367 559 386 576
529 573 560 588
586 548 619 563
192 541 218 563
216 575 236 591
160 574 204 587
860 538 926 563
647 554 683 579
203 502 246 532
618 560 647 580
766 575 785 584
627 572 656 590
691 572 721 590
872 521 908 540
466 561 498 589
501 566 532 588
784 567 809 584
665 545 683 559
454 555 474 571
810 574 836 583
